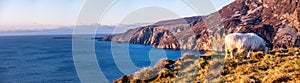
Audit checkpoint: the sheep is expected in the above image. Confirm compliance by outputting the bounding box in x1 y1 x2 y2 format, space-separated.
224 33 269 59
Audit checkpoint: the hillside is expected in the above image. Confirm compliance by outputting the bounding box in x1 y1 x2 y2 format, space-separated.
113 48 300 83
106 0 300 82
101 0 300 51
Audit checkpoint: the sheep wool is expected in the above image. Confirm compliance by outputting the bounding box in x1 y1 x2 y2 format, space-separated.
224 33 268 58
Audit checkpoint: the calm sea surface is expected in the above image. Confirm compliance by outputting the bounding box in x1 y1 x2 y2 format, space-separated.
0 35 201 82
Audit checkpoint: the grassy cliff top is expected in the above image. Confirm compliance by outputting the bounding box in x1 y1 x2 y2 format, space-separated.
114 48 300 83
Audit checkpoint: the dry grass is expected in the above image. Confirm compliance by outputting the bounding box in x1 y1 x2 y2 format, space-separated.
133 67 159 80
180 53 197 60
153 58 168 70
113 48 300 83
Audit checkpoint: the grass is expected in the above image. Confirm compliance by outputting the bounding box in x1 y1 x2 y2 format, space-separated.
113 48 300 83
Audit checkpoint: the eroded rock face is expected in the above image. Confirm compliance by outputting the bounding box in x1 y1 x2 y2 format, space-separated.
102 0 300 50
102 17 203 50
233 0 300 48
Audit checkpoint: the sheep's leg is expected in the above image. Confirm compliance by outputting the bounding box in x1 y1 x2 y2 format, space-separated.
225 50 228 58
230 51 234 58
247 50 252 58
225 47 230 58
265 47 269 54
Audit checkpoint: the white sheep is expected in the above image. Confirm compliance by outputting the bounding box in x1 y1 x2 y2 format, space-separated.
224 33 269 58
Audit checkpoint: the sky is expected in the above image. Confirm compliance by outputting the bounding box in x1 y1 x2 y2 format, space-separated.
0 0 234 33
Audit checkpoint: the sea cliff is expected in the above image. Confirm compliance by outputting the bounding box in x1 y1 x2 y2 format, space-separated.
104 0 300 82
101 0 300 51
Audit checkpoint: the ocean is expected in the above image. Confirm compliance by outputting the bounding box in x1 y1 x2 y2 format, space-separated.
0 34 201 82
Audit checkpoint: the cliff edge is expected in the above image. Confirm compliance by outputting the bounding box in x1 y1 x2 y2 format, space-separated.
113 48 300 83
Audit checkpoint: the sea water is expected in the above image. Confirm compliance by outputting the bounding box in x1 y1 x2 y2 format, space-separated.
0 35 201 82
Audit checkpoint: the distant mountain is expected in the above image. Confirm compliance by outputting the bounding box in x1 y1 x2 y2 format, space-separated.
102 0 300 50
0 26 73 36
0 23 150 36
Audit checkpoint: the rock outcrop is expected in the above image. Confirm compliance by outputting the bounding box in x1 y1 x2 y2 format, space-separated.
101 0 300 51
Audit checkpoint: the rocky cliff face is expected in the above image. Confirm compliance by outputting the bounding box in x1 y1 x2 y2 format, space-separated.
102 0 300 50
102 16 203 50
